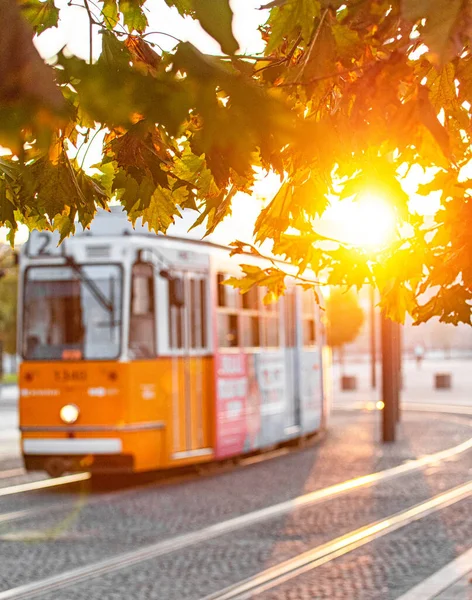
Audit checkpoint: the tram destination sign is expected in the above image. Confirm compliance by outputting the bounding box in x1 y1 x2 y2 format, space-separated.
27 230 63 258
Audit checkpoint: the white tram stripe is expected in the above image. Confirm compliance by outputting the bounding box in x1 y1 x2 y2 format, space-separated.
0 426 471 599
23 438 122 455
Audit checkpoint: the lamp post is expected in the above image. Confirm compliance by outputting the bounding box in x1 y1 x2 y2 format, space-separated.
380 311 402 442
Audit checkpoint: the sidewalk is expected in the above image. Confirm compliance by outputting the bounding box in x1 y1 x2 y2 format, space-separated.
397 547 472 599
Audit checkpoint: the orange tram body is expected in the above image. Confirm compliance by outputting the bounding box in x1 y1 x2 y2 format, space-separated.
18 208 331 477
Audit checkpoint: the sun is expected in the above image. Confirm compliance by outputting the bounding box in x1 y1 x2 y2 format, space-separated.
322 193 397 250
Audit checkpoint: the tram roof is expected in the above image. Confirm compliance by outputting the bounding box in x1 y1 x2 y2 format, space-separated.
77 206 225 246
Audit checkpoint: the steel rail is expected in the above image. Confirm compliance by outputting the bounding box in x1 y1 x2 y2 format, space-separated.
0 428 472 599
0 473 90 498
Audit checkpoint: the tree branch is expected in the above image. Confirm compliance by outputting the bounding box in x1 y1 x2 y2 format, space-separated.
295 8 329 83
83 0 94 65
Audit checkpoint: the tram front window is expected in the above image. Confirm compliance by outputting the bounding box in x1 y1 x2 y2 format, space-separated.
23 264 122 360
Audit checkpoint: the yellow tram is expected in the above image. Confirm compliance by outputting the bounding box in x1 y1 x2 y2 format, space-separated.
18 208 331 477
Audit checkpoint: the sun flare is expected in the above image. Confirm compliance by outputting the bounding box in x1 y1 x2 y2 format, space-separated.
323 193 397 250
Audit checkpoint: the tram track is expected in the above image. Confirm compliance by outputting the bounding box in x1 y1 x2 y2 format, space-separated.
0 472 90 498
0 423 471 600
201 480 472 600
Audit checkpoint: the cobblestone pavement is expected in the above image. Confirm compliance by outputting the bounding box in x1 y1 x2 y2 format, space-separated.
0 411 470 599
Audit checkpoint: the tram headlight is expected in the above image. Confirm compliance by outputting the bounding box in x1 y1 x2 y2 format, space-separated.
60 404 80 424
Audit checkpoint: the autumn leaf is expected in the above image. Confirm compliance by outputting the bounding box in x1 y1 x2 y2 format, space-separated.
135 185 184 234
401 0 462 64
379 281 416 323
19 0 59 34
265 0 321 53
0 0 66 150
193 0 239 55
119 0 148 33
102 0 119 28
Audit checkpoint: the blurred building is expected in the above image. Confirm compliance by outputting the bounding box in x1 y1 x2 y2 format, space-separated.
343 286 472 361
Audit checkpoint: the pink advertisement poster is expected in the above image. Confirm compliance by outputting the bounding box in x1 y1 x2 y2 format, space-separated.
215 353 248 459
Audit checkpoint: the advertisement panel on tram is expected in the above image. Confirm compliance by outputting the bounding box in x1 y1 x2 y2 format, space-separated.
215 353 248 458
252 352 286 448
215 351 288 458
300 350 323 432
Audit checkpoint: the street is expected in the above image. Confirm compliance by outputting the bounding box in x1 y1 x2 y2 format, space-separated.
0 360 471 599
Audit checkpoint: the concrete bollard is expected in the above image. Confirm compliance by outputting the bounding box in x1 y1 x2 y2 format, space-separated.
341 375 357 391
435 373 452 390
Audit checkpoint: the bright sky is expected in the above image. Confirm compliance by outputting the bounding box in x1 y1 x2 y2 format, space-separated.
1 1 443 248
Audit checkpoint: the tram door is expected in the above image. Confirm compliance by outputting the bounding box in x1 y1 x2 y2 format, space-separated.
284 289 301 431
169 272 212 459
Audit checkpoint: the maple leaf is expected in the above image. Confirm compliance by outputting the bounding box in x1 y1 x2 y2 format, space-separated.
135 185 185 234
401 0 462 64
102 0 119 28
193 0 239 56
379 281 416 323
265 0 321 53
119 0 148 33
19 0 59 34
0 0 66 151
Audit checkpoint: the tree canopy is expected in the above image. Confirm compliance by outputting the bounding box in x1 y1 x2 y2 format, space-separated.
0 248 18 355
2 0 472 324
326 287 364 349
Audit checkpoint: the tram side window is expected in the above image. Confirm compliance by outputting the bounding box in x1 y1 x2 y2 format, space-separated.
302 289 316 347
217 272 238 309
190 278 207 349
284 289 296 348
217 313 239 347
241 315 260 347
169 275 184 350
241 285 260 348
129 263 156 358
263 300 280 348
216 272 239 348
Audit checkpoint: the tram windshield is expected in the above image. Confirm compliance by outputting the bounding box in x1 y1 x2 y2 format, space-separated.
22 264 122 361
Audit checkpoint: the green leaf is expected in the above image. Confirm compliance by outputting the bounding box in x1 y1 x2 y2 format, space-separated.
137 185 183 234
119 0 148 33
265 0 321 54
20 0 59 34
401 0 462 64
102 0 119 28
92 161 117 197
18 153 107 229
0 0 66 153
99 30 131 68
163 0 195 16
53 211 76 242
57 53 191 135
0 179 16 226
114 171 154 212
0 158 18 181
193 0 238 55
